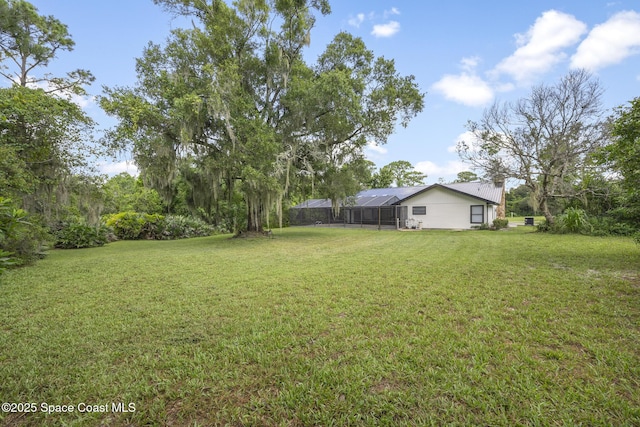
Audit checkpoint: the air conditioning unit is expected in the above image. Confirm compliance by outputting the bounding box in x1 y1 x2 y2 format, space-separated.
405 218 418 229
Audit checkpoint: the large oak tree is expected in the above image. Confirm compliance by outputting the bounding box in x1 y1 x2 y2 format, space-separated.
101 0 424 232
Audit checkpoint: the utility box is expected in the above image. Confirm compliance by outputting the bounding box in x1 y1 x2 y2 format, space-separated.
524 217 534 226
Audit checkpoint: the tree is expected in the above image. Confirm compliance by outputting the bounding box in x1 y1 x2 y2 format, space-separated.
369 165 394 188
102 173 165 215
457 70 609 225
0 0 94 92
370 160 426 188
0 0 96 224
505 184 535 216
453 171 478 183
101 0 424 232
599 97 640 223
316 157 372 215
0 86 95 221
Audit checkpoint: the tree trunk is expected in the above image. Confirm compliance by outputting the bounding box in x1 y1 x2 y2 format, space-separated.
496 183 506 219
538 194 554 225
246 199 263 232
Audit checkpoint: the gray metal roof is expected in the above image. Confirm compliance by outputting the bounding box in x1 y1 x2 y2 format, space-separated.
291 182 503 209
350 195 400 207
356 186 428 199
291 194 400 209
438 182 503 204
390 182 503 204
291 198 334 209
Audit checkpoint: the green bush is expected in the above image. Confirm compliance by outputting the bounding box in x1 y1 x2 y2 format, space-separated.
557 207 591 234
536 219 553 233
54 219 110 249
589 216 638 236
162 215 214 239
140 213 165 240
0 249 18 274
0 197 49 270
104 212 165 240
104 212 141 240
104 212 214 240
540 208 592 234
493 218 509 230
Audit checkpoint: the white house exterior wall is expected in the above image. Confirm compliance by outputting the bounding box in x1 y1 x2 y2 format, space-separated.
401 186 496 229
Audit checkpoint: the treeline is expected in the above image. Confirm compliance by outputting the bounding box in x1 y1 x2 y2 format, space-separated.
464 71 639 239
2 0 639 274
0 0 425 272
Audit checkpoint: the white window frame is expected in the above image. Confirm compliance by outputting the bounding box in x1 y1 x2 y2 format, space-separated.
470 205 484 224
412 206 426 215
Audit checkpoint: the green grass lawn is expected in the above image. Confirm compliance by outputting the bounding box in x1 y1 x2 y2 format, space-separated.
1 227 639 426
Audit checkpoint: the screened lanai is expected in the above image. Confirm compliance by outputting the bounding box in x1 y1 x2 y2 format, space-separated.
289 187 423 227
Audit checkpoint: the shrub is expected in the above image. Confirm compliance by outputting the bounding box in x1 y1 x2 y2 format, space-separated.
536 219 553 233
558 207 591 234
493 218 509 230
0 197 49 270
589 216 638 237
162 215 214 239
104 212 214 240
478 222 491 230
0 249 18 274
540 208 592 234
104 212 142 240
54 218 110 249
104 212 165 240
140 213 165 240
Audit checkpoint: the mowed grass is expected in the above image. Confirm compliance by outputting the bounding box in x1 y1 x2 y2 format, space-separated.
1 227 639 426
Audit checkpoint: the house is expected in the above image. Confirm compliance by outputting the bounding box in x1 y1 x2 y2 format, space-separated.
289 181 505 229
397 181 505 229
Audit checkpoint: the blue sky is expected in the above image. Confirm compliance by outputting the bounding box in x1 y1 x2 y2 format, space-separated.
21 0 640 182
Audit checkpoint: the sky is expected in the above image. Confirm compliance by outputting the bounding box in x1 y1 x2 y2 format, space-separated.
17 0 640 183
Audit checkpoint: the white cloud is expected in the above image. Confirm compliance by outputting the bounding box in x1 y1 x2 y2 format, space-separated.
365 141 388 163
348 13 365 28
99 161 139 176
350 10 401 38
69 93 96 109
21 76 96 110
414 160 470 179
571 11 640 71
493 82 516 93
432 57 495 106
447 131 476 153
460 56 480 72
492 10 587 83
371 21 400 38
384 7 400 18
366 141 388 155
431 73 494 107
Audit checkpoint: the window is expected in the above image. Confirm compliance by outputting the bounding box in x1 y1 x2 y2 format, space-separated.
412 206 426 215
470 205 484 223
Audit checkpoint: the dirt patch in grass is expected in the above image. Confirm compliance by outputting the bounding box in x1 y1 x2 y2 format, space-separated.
619 272 640 287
